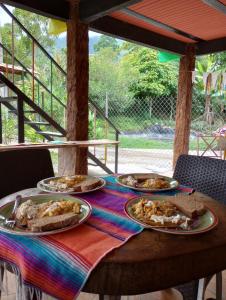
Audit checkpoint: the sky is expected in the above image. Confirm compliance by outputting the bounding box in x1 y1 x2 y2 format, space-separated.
0 5 101 38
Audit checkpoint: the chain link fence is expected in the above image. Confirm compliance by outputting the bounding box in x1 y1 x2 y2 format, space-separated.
91 93 225 175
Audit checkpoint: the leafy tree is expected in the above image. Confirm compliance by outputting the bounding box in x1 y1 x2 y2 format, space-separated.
121 45 178 99
89 47 137 113
93 35 119 52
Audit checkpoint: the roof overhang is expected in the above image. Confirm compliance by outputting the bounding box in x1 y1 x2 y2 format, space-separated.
1 0 226 55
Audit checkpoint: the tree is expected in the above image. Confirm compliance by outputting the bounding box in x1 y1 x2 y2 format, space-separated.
194 55 226 123
121 44 178 99
89 47 136 113
93 35 119 52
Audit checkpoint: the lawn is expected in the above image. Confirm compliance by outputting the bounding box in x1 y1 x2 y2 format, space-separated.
113 135 206 150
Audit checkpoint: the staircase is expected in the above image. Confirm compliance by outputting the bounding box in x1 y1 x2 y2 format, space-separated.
0 3 120 174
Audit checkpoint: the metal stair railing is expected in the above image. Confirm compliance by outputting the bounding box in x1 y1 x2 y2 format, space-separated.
0 3 120 173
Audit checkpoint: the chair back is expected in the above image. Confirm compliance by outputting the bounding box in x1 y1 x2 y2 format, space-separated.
0 149 54 199
173 154 226 204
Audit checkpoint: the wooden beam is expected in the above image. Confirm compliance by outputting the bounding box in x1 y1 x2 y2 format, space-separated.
196 37 226 55
80 0 141 23
202 0 226 15
173 45 196 167
121 8 203 42
90 16 187 55
1 0 69 20
59 0 89 175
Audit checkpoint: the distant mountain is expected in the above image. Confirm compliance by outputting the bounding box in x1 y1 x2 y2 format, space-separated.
55 35 100 54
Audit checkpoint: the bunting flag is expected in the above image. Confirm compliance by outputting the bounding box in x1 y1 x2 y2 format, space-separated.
49 19 66 35
158 51 180 62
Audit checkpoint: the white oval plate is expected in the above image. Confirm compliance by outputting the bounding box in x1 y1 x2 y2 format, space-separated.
125 195 218 235
0 194 92 236
37 175 105 194
117 173 179 192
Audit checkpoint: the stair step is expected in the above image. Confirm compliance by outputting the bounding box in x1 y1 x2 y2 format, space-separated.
37 131 63 137
24 110 37 114
9 110 38 114
25 121 50 126
0 96 17 102
8 109 17 113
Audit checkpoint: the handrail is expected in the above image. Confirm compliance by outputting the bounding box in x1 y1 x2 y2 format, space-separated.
89 99 120 134
0 3 66 75
0 42 67 108
0 72 66 135
0 3 121 135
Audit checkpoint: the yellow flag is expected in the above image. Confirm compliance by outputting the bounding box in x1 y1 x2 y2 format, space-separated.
49 19 66 35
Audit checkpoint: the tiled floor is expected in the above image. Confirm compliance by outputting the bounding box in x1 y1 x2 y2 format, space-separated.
1 270 226 299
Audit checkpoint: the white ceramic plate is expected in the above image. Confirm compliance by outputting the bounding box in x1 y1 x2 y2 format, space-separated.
125 195 218 235
37 175 105 194
0 194 92 236
117 173 179 192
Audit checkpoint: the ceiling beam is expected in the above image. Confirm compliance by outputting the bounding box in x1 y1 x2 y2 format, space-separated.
80 0 141 23
202 0 226 15
90 16 188 55
121 8 204 42
196 37 226 55
0 0 69 20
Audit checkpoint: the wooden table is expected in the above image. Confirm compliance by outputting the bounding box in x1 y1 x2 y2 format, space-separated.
1 189 226 298
0 139 119 152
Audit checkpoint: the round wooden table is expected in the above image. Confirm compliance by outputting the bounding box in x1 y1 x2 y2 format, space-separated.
2 190 226 298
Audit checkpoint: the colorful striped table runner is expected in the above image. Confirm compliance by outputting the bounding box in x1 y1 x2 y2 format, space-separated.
0 175 190 299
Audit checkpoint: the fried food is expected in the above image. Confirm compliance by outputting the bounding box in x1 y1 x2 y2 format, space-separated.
16 199 81 229
121 174 170 189
48 175 86 192
131 198 192 229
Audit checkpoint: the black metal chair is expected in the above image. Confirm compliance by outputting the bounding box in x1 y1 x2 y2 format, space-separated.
0 149 54 199
173 154 226 300
0 148 54 298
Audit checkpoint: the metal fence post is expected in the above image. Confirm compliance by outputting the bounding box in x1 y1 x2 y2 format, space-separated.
115 132 119 174
17 96 24 143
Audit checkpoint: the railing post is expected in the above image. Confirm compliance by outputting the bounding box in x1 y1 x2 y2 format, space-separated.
50 60 53 117
115 132 119 174
11 19 15 84
0 103 2 144
17 96 24 143
32 40 35 101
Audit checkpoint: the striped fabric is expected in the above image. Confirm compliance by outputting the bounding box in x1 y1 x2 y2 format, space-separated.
0 175 189 299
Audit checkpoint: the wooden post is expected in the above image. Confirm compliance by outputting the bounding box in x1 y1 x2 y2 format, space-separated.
59 0 89 175
173 45 196 168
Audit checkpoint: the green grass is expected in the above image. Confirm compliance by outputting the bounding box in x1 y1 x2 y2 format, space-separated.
118 135 207 150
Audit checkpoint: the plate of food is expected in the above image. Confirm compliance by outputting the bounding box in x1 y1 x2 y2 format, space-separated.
0 194 92 236
125 194 218 235
37 175 105 194
117 173 178 192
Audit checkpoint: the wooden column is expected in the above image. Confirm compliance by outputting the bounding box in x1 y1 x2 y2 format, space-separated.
59 0 89 175
173 45 196 168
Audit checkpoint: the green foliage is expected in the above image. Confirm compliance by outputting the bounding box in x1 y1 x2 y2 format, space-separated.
88 111 103 139
13 8 56 52
93 36 119 52
89 47 136 113
121 45 178 99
